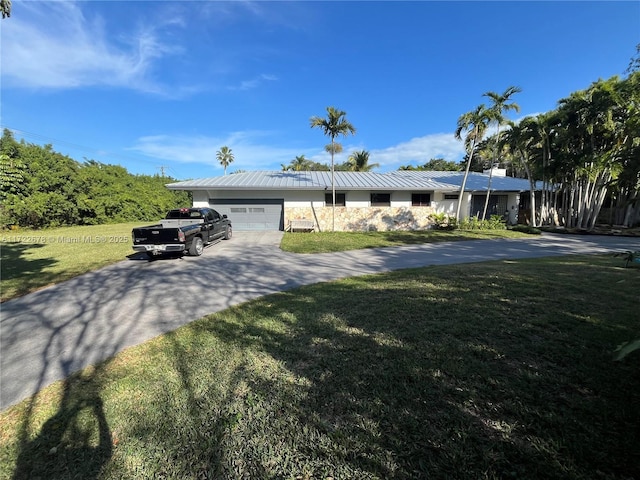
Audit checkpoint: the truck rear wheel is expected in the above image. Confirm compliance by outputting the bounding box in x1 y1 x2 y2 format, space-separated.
189 236 204 256
224 225 232 240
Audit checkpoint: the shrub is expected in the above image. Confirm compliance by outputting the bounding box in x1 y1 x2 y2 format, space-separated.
458 215 506 231
614 250 640 268
509 224 542 235
429 213 457 230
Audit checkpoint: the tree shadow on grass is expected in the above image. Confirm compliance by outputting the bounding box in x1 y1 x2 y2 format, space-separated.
1 243 59 300
11 365 113 480
190 262 640 478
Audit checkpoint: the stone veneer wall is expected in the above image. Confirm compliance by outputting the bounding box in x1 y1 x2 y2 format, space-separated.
285 206 436 232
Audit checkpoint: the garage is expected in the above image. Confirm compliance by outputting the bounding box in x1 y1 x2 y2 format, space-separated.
209 198 284 231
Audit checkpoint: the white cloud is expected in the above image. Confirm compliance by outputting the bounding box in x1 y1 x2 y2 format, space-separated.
513 112 544 124
130 131 467 175
1 2 299 97
227 74 278 91
369 133 466 170
129 131 307 172
1 2 186 95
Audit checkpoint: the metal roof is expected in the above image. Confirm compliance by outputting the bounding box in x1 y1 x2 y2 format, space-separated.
166 170 535 192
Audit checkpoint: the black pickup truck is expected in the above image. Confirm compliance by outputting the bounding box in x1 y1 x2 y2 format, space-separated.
132 208 232 258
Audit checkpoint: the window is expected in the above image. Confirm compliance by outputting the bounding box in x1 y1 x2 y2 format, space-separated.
371 193 391 206
167 209 196 219
412 193 431 206
325 193 346 206
444 194 459 200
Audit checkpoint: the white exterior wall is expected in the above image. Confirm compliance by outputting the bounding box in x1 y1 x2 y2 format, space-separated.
195 189 476 213
192 190 209 207
460 192 472 218
390 191 411 207
284 191 325 207
507 193 520 224
344 191 370 207
196 189 290 205
189 188 519 229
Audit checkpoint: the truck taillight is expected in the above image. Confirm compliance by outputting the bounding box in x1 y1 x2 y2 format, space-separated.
178 231 186 242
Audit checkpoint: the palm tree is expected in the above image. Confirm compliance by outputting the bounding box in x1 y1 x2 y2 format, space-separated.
310 107 356 231
325 143 343 156
481 86 522 219
526 112 554 225
503 119 538 226
283 155 310 171
216 146 234 175
292 155 309 171
347 150 379 172
454 104 491 222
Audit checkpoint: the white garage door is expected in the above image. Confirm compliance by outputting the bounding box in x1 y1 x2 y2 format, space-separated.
209 199 284 231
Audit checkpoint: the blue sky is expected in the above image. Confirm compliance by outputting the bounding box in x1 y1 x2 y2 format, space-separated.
1 1 638 180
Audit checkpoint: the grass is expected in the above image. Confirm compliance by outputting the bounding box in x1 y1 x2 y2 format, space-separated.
0 223 139 302
1 255 638 479
280 229 531 254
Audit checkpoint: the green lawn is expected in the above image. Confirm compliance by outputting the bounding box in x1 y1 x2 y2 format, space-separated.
280 229 531 253
0 223 140 302
1 255 638 479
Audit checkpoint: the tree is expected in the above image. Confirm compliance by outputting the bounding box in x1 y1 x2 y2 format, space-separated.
1 0 10 19
454 104 491 221
399 158 461 171
502 119 539 226
216 146 234 175
551 76 634 230
0 129 26 200
614 71 640 227
325 142 343 156
0 132 190 228
282 155 311 171
347 150 379 172
481 86 522 219
310 107 356 231
425 158 461 171
307 161 331 172
0 153 26 197
626 43 640 74
498 74 640 230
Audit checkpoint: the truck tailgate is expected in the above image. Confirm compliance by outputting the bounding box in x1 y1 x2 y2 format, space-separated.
133 227 182 244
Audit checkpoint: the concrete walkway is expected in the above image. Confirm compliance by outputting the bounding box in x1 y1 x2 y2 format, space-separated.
1 232 639 409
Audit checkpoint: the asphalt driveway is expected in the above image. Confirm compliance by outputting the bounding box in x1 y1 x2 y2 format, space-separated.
1 232 639 410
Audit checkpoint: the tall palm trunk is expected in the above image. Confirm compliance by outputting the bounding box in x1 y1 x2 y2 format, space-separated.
481 167 494 219
330 138 335 232
310 107 356 232
455 138 477 222
481 124 501 220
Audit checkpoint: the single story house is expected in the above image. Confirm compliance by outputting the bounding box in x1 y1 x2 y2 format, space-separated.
166 170 536 232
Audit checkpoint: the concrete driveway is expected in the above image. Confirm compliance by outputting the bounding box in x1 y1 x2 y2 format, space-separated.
1 232 639 409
